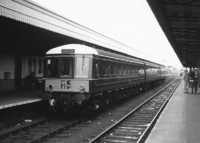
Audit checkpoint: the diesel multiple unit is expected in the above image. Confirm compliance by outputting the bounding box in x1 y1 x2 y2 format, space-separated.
44 44 168 113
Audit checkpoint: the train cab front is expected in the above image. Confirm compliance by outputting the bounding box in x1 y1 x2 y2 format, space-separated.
45 78 91 108
43 46 93 113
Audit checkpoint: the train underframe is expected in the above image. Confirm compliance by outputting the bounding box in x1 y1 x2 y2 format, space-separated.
48 79 164 114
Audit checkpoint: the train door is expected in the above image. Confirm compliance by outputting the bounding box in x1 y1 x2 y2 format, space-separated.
14 57 22 90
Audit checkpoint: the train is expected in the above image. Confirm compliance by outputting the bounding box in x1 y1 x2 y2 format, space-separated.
43 44 168 113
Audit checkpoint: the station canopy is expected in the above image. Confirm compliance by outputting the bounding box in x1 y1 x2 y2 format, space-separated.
0 0 159 65
147 0 200 67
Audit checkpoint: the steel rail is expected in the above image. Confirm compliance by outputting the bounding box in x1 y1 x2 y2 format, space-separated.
29 118 84 143
137 78 180 143
0 117 84 143
88 78 180 143
0 118 51 140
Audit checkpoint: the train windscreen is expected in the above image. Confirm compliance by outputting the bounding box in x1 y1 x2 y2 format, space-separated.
60 57 74 78
46 57 74 78
75 57 89 78
46 58 59 78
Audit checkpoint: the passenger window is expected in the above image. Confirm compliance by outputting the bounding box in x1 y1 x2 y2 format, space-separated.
119 64 123 76
107 63 110 76
99 61 104 78
126 65 129 76
129 66 132 75
124 65 126 76
113 63 117 76
103 61 107 77
95 61 100 78
110 63 114 76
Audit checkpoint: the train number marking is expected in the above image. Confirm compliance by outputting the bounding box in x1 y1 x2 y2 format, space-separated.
67 81 71 89
61 80 65 89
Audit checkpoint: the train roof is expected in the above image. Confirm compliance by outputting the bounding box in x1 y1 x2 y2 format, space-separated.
46 44 164 67
46 44 143 64
46 44 99 55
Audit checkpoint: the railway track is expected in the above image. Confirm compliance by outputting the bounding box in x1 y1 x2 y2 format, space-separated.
0 77 178 143
88 78 180 143
0 117 87 143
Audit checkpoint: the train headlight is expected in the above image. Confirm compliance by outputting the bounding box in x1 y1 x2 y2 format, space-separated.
49 99 55 106
49 84 53 92
79 85 85 93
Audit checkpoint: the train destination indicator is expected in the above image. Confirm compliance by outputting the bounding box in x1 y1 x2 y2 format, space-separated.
62 49 75 54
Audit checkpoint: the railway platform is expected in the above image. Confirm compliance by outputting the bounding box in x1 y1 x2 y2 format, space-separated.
0 89 45 110
146 80 200 143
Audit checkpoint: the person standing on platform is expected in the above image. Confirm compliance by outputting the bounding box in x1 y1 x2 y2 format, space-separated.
182 69 189 93
197 68 200 94
189 68 195 94
194 68 198 94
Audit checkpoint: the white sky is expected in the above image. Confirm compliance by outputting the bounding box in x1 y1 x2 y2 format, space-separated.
32 0 182 68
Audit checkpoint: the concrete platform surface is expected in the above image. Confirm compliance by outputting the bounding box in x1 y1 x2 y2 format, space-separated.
146 81 200 143
0 90 43 109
